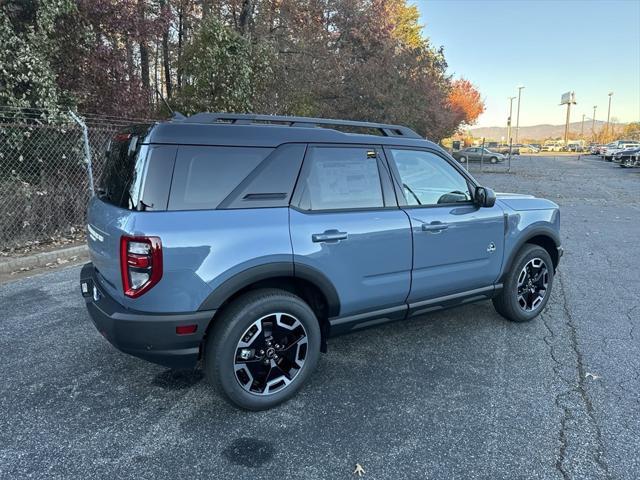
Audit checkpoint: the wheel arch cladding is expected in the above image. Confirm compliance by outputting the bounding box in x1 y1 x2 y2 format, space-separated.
502 227 561 282
525 234 559 269
198 263 340 351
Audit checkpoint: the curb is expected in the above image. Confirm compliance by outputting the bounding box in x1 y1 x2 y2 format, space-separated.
0 245 89 274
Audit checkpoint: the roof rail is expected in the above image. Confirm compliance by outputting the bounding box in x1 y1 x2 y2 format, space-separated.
178 112 422 139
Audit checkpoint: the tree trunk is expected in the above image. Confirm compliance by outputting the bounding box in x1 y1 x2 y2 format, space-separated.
238 0 254 35
138 0 151 103
177 1 183 89
163 33 172 98
125 36 135 86
140 43 150 96
160 0 172 98
201 0 211 18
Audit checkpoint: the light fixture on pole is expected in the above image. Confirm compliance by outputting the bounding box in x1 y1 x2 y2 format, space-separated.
515 86 525 143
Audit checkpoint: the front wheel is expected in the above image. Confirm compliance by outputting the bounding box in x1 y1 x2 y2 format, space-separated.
205 289 321 410
493 244 554 322
490 156 498 164
458 156 467 163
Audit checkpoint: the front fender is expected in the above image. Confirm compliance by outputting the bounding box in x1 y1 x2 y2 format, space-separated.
499 209 561 281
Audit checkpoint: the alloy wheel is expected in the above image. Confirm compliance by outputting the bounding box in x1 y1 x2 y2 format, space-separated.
516 258 549 312
233 312 308 396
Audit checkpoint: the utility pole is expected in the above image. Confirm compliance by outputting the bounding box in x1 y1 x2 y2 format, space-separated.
562 91 576 146
564 101 572 145
515 86 525 143
580 114 585 138
592 105 597 141
605 92 613 139
507 96 516 144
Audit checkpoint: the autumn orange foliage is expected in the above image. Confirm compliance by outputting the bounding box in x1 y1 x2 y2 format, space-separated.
448 78 485 127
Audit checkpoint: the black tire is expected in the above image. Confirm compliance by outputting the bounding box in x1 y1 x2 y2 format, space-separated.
458 156 467 163
204 288 321 410
490 156 498 164
492 244 554 322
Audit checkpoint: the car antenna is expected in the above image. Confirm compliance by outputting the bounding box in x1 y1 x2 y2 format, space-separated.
155 88 185 120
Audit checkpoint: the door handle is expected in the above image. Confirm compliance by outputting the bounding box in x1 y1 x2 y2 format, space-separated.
312 230 348 243
421 222 448 233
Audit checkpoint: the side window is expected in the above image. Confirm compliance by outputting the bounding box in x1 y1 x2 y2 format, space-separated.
388 149 473 206
296 146 384 210
168 146 273 210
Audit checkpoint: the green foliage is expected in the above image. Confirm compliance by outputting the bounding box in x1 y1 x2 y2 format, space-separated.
0 0 75 117
173 16 273 114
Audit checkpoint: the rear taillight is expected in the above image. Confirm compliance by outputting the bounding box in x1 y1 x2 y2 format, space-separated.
120 236 162 298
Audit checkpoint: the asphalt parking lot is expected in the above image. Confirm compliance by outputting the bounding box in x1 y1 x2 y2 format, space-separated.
1 155 638 480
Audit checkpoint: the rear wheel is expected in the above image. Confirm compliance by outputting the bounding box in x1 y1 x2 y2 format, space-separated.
493 244 554 322
458 156 467 163
490 156 498 164
205 289 321 410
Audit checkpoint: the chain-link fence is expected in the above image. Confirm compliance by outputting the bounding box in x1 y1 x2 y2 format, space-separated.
0 108 152 251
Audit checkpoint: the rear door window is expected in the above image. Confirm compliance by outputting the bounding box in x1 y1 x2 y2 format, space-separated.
294 146 385 211
169 146 273 210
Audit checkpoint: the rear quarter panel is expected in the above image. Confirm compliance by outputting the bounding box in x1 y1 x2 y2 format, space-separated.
118 207 291 313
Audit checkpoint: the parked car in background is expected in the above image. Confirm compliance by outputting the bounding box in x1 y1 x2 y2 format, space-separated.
589 144 603 155
494 144 520 155
603 141 640 161
542 141 564 152
613 147 640 166
566 140 586 152
452 147 506 163
517 144 540 154
530 143 542 151
79 112 562 410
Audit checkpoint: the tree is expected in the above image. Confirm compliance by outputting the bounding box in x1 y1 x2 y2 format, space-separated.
622 122 640 140
0 0 73 116
172 15 273 113
448 78 485 128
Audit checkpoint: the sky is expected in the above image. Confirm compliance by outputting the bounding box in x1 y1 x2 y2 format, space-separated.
414 0 640 128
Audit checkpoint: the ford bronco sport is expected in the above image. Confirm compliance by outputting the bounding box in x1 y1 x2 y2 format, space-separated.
80 113 562 410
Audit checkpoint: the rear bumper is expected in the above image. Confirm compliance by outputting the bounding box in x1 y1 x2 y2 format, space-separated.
80 263 215 369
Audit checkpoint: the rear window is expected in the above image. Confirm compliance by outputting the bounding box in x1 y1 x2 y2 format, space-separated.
97 132 175 211
168 146 273 210
97 134 146 209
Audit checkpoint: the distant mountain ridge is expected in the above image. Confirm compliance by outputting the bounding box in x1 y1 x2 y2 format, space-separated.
469 120 626 141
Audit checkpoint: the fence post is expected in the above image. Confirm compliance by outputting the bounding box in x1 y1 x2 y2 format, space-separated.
69 110 95 196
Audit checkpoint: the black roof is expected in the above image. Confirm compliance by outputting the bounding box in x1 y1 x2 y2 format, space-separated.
143 112 441 150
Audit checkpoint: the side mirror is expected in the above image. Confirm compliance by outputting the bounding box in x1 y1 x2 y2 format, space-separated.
475 186 496 208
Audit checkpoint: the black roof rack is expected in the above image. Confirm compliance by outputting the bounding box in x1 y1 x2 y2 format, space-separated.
178 112 422 139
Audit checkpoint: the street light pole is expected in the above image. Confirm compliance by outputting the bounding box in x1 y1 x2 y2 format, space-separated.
515 86 525 143
605 92 613 139
592 105 597 141
581 114 585 138
507 96 516 144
